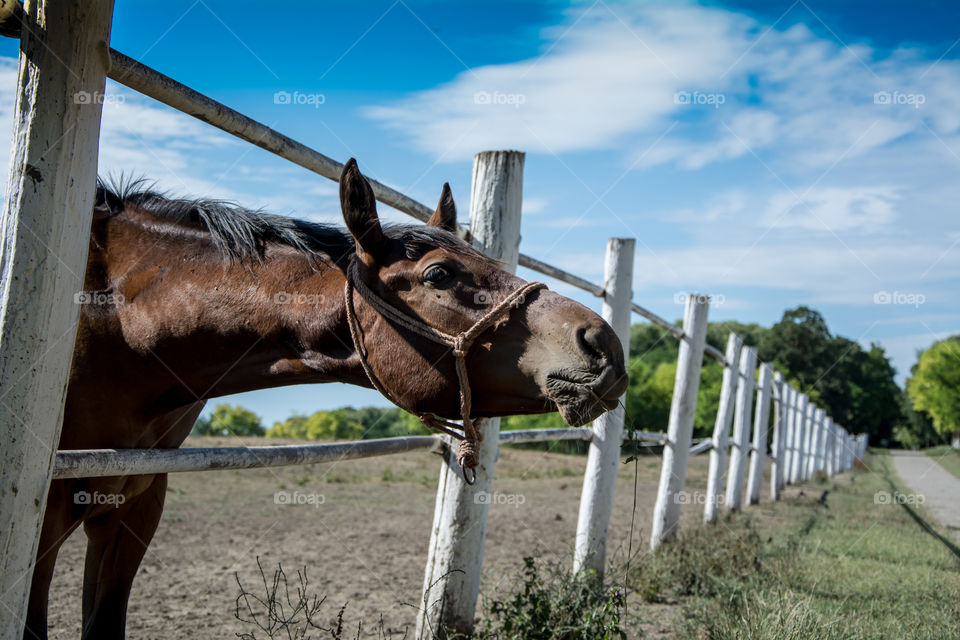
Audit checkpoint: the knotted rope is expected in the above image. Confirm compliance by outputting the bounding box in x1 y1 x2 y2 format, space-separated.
343 261 545 484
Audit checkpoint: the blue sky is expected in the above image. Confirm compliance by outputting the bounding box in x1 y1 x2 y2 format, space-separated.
1 1 957 426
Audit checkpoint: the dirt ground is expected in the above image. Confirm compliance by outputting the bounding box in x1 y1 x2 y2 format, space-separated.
46 437 720 639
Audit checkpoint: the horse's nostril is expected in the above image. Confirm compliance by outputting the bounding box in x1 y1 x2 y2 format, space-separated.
576 325 607 363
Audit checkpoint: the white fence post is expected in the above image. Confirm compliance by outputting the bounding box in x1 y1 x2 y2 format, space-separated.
800 402 816 482
724 346 757 511
837 427 847 473
0 4 114 638
747 363 773 505
807 407 824 478
789 394 808 484
824 418 835 476
417 150 524 639
832 421 841 473
844 429 852 470
782 385 795 484
815 409 828 474
770 374 787 500
650 295 709 549
704 333 743 523
573 238 634 577
841 426 849 470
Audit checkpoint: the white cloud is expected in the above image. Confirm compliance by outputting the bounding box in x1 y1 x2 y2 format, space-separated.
762 186 900 231
0 61 345 221
364 4 960 179
523 196 549 215
633 242 960 304
364 4 752 159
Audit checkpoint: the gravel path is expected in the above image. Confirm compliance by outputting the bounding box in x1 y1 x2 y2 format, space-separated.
890 450 960 540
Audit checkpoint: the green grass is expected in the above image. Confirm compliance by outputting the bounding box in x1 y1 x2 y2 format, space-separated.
922 444 960 480
629 453 960 639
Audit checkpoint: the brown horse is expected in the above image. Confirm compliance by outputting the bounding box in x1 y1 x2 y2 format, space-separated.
26 160 626 640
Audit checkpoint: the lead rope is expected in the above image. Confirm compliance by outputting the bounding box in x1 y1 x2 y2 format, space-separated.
343 261 546 484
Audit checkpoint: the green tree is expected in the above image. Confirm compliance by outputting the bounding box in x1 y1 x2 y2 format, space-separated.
624 358 675 432
266 407 427 440
759 307 901 446
893 392 943 449
266 413 309 439
193 404 265 437
629 324 679 365
906 336 960 445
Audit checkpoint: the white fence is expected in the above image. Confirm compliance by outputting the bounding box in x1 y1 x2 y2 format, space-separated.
0 5 869 640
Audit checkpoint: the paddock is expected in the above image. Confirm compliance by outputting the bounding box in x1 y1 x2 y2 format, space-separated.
0 4 867 640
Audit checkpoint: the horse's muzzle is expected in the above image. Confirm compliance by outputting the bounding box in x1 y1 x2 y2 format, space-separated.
544 363 627 426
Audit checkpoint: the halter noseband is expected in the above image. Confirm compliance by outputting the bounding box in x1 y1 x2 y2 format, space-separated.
343 260 546 484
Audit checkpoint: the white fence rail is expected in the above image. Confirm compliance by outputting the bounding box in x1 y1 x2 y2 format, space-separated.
0 11 868 640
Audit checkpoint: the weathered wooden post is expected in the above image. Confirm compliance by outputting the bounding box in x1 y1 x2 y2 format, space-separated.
0 4 114 638
573 238 634 577
417 151 524 639
650 295 709 549
789 394 808 484
747 363 773 505
770 374 787 500
724 346 757 511
704 333 742 523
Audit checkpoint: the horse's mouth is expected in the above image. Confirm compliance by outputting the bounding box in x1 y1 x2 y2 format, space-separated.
544 368 624 426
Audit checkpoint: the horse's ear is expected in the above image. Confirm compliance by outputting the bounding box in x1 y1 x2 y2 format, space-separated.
427 182 457 232
340 158 386 260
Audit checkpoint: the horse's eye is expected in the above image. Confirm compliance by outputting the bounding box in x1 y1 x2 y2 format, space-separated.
423 265 452 285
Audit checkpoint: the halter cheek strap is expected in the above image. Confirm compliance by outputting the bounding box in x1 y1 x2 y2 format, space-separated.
343 261 546 484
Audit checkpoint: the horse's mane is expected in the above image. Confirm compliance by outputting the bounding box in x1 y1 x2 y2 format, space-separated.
94 177 482 264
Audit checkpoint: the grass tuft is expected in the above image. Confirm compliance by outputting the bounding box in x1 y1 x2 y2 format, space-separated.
476 556 627 640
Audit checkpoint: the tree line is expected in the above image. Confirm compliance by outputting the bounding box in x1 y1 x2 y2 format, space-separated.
193 306 959 450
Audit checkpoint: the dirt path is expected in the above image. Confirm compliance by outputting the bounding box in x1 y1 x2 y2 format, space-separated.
890 450 960 540
46 440 711 639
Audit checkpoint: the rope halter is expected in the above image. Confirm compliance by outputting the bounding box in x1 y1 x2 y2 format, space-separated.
343 260 546 484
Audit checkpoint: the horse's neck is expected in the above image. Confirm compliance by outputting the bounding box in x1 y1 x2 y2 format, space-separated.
77 225 366 417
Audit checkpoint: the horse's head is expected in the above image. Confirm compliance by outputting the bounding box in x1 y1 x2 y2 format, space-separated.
340 159 627 427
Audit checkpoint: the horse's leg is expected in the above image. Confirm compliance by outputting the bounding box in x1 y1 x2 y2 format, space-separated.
24 482 82 640
80 474 167 640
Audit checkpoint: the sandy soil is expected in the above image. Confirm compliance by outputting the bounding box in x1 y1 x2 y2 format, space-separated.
46 437 719 639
